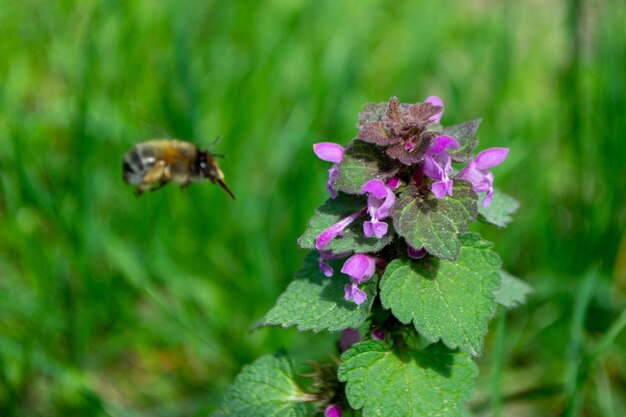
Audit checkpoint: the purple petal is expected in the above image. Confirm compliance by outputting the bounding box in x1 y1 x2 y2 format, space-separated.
339 329 361 352
327 183 338 199
351 286 367 305
364 220 389 238
429 135 459 154
407 246 427 259
423 154 444 180
474 148 509 170
482 191 494 208
431 181 451 199
456 161 481 183
360 179 387 199
313 142 344 163
375 191 396 219
344 282 367 305
387 177 401 190
325 405 343 417
372 221 388 238
326 166 340 198
425 95 443 108
445 178 454 196
363 221 374 238
425 96 444 123
341 254 376 284
319 259 334 277
371 328 386 341
315 208 366 250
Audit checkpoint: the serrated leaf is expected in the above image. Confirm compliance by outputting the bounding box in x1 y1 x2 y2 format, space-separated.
379 234 501 356
494 270 532 309
391 182 477 261
478 190 520 228
338 341 477 417
333 140 400 194
213 352 310 417
298 193 394 253
357 102 387 128
444 119 481 163
262 252 376 332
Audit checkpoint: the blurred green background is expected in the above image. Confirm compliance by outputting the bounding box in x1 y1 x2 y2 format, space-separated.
1 0 625 416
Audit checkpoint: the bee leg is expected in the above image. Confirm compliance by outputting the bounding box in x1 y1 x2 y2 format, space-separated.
139 161 172 193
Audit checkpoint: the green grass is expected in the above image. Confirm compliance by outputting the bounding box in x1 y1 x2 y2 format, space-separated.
1 0 625 415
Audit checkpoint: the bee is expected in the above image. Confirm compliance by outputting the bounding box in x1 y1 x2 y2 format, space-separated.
122 139 235 199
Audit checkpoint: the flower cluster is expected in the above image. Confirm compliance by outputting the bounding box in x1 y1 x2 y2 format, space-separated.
308 96 509 305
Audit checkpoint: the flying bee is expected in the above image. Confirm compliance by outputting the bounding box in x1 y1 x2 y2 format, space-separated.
122 139 235 199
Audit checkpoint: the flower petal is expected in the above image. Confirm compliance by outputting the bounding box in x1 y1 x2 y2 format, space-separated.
372 221 388 238
351 285 367 305
360 179 387 199
423 154 444 180
341 253 376 284
325 405 343 417
429 135 459 154
407 246 427 259
376 190 396 219
387 177 401 190
425 95 443 108
313 142 344 163
315 209 366 250
474 148 509 170
425 96 444 123
431 180 451 199
371 328 386 341
319 259 334 277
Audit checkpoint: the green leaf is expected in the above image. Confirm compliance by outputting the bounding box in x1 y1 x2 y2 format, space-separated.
262 252 376 332
391 182 477 261
445 119 481 163
379 234 501 356
298 193 394 253
338 340 477 417
333 140 400 195
478 190 520 228
494 270 532 309
213 352 311 417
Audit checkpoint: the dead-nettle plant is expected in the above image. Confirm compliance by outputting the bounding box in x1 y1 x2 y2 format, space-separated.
213 96 531 417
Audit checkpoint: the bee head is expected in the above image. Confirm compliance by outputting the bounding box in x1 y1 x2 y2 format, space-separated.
197 150 224 181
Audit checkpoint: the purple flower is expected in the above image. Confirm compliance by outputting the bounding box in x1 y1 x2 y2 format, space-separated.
424 96 444 124
423 135 460 199
325 404 343 417
407 246 427 259
387 176 401 190
315 208 366 250
456 148 509 207
318 260 334 277
360 179 396 238
318 250 351 277
344 284 367 305
339 328 361 352
314 142 344 199
341 254 377 305
371 328 386 341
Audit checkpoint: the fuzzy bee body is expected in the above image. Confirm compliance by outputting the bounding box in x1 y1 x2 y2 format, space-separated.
122 139 234 199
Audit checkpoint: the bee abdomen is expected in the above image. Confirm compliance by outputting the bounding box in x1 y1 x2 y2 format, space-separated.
122 147 146 185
